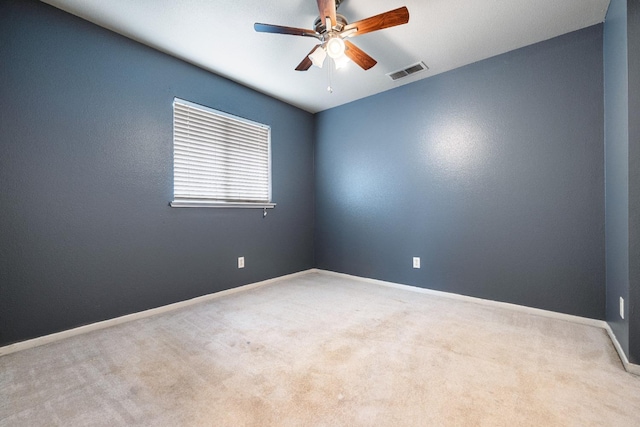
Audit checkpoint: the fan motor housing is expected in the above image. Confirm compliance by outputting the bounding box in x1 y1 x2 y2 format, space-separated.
314 14 348 34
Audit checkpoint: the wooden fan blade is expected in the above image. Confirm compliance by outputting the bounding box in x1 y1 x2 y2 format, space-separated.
344 40 377 70
342 6 409 37
316 0 337 28
254 23 320 39
296 45 321 71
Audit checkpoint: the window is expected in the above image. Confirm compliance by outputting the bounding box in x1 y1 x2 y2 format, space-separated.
170 98 274 208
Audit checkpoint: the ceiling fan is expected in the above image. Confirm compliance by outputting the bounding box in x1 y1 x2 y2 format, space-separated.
254 0 409 72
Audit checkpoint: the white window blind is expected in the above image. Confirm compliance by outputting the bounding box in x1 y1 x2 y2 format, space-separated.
171 98 274 208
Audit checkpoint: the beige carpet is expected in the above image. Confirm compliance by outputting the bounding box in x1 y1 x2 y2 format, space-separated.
1 271 639 426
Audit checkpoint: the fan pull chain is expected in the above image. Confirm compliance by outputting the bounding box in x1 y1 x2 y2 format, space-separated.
327 58 333 93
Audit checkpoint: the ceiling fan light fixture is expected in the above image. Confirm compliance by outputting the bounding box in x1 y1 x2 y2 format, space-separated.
326 36 345 59
309 46 327 68
254 3 410 74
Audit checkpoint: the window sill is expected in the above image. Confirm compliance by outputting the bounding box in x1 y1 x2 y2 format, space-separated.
170 200 276 209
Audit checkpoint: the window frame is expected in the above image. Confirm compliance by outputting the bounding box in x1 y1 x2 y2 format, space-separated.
170 98 275 209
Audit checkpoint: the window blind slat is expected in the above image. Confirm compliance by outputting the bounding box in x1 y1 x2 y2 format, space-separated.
174 117 268 143
174 154 268 172
174 174 269 186
172 123 265 147
175 155 267 172
174 140 268 161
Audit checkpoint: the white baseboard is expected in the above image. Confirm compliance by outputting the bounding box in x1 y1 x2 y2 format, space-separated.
603 324 640 376
316 269 606 328
0 269 315 357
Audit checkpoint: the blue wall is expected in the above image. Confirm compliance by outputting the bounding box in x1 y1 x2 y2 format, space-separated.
0 0 315 346
315 26 605 319
604 0 630 357
627 0 640 365
603 0 640 365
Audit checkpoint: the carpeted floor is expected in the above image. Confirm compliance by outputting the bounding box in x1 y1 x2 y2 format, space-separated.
1 271 640 426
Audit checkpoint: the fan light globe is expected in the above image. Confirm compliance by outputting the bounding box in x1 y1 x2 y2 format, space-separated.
309 46 327 68
326 37 345 59
334 54 350 69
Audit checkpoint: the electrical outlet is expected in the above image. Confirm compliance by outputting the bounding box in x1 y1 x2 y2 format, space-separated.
620 297 625 319
238 257 245 269
413 257 420 269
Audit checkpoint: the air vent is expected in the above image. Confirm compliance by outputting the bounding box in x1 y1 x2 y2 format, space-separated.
386 61 429 81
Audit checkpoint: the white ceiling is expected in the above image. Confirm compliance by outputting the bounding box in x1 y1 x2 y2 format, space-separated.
41 0 610 113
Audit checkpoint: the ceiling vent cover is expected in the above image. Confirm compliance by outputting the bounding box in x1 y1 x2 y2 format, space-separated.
386 61 429 81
